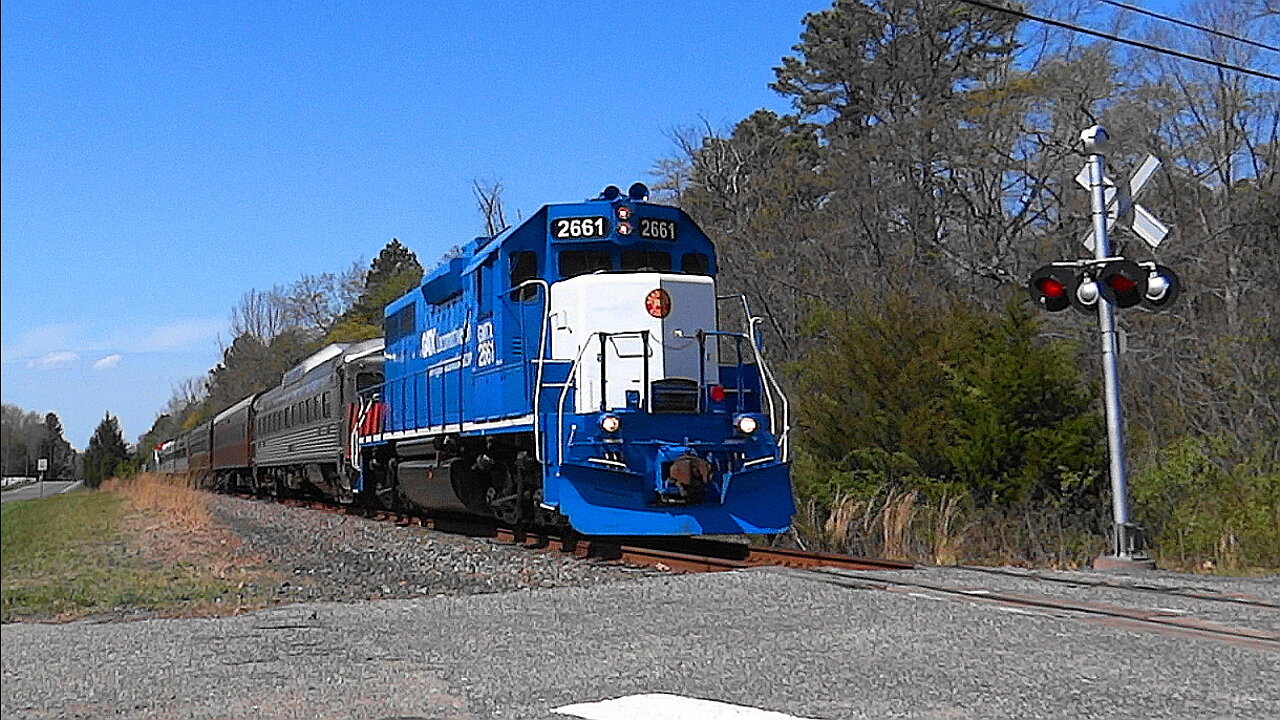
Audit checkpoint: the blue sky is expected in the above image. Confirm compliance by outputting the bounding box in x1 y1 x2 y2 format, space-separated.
2 1 836 447
0 0 1203 448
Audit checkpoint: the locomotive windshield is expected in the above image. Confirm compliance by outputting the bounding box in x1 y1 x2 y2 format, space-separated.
621 251 672 271
558 250 712 278
559 250 613 278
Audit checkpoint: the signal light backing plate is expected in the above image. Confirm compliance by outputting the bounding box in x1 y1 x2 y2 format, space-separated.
1098 259 1147 308
1029 266 1077 312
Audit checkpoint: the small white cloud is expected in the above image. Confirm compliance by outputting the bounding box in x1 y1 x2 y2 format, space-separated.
27 351 79 369
93 354 123 370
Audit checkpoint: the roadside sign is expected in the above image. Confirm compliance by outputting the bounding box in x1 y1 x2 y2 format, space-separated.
37 458 49 472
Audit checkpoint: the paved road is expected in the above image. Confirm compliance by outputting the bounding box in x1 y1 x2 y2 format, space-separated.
0 480 79 503
3 567 1276 719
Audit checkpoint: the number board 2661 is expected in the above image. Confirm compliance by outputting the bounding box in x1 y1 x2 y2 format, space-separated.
639 218 678 240
551 217 608 239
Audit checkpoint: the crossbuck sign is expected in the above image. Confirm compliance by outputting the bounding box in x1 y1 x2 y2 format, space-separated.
1076 154 1170 251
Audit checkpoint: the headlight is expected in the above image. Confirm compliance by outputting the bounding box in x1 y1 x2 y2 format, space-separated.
599 414 621 433
734 415 758 434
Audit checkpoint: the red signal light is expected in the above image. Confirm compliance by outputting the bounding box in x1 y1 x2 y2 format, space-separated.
1036 277 1066 299
709 385 726 403
1028 266 1075 312
1107 274 1137 294
1098 259 1146 308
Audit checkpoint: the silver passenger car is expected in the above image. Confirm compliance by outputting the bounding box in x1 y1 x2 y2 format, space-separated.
252 338 383 501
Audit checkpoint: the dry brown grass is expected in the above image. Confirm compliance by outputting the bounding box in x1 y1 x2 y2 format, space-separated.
103 472 212 533
100 473 273 591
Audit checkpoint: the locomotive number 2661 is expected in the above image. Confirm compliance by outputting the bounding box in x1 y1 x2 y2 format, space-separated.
552 217 608 239
639 218 678 240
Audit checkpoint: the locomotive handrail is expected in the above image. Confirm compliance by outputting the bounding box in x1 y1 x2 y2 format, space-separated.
750 315 790 461
716 294 789 461
510 278 551 462
554 329 655 465
555 332 603 466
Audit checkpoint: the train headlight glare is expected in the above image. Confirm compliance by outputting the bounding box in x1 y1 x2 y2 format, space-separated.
735 415 758 434
600 414 621 433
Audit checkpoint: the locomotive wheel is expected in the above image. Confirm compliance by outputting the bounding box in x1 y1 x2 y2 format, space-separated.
486 455 537 526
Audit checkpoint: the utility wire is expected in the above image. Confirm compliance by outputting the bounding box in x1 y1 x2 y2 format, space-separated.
955 0 1280 82
1094 0 1280 54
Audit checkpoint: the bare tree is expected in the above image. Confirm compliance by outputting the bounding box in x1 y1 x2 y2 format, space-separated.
473 179 509 236
229 288 287 340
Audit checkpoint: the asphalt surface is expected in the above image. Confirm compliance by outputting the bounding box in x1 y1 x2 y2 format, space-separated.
1 480 79 503
3 567 1276 719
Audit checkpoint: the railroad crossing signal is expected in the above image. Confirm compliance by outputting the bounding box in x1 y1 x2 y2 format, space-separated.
1027 260 1180 312
1028 126 1185 570
1076 154 1170 251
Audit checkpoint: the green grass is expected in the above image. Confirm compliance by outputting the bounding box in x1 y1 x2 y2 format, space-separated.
1 491 246 621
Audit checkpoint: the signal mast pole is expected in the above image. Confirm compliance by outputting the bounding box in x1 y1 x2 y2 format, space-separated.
1081 126 1151 570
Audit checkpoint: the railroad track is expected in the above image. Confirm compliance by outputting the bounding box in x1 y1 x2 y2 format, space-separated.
793 566 1280 653
239 492 1277 653
246 493 911 574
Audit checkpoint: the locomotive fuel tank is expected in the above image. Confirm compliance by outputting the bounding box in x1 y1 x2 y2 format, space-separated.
396 458 492 516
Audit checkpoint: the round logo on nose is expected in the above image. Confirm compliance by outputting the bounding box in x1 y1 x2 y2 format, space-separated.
645 288 672 318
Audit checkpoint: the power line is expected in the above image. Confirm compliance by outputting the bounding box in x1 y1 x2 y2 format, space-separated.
955 0 1280 83
1094 0 1280 54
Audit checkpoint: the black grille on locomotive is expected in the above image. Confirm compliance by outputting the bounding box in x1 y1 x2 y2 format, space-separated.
650 378 699 413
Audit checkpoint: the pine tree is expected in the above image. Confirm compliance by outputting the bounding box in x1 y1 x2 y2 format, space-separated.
325 239 423 343
83 413 129 488
40 412 74 479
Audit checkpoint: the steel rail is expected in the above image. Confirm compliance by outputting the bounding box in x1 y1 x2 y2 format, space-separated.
956 564 1280 609
799 567 1280 653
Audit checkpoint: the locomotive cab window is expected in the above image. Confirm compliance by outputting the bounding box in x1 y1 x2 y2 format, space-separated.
622 250 672 272
477 254 496 318
386 305 416 344
559 250 613 278
682 253 710 275
509 251 538 301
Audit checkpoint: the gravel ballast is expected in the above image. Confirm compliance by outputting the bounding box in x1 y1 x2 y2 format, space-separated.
206 494 650 603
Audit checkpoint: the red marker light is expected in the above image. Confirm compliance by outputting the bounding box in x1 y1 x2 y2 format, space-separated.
709 385 726 403
616 206 632 220
1035 277 1066 299
645 288 672 318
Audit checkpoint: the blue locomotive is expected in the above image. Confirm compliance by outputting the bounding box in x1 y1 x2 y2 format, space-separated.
353 183 794 535
157 184 793 536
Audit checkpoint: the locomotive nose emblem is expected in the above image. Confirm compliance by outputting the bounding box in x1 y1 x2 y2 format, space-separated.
645 288 672 318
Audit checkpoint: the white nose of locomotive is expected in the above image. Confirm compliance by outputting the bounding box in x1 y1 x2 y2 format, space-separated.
548 273 719 413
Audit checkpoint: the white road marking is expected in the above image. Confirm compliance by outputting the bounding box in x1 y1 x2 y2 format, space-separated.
553 693 820 720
